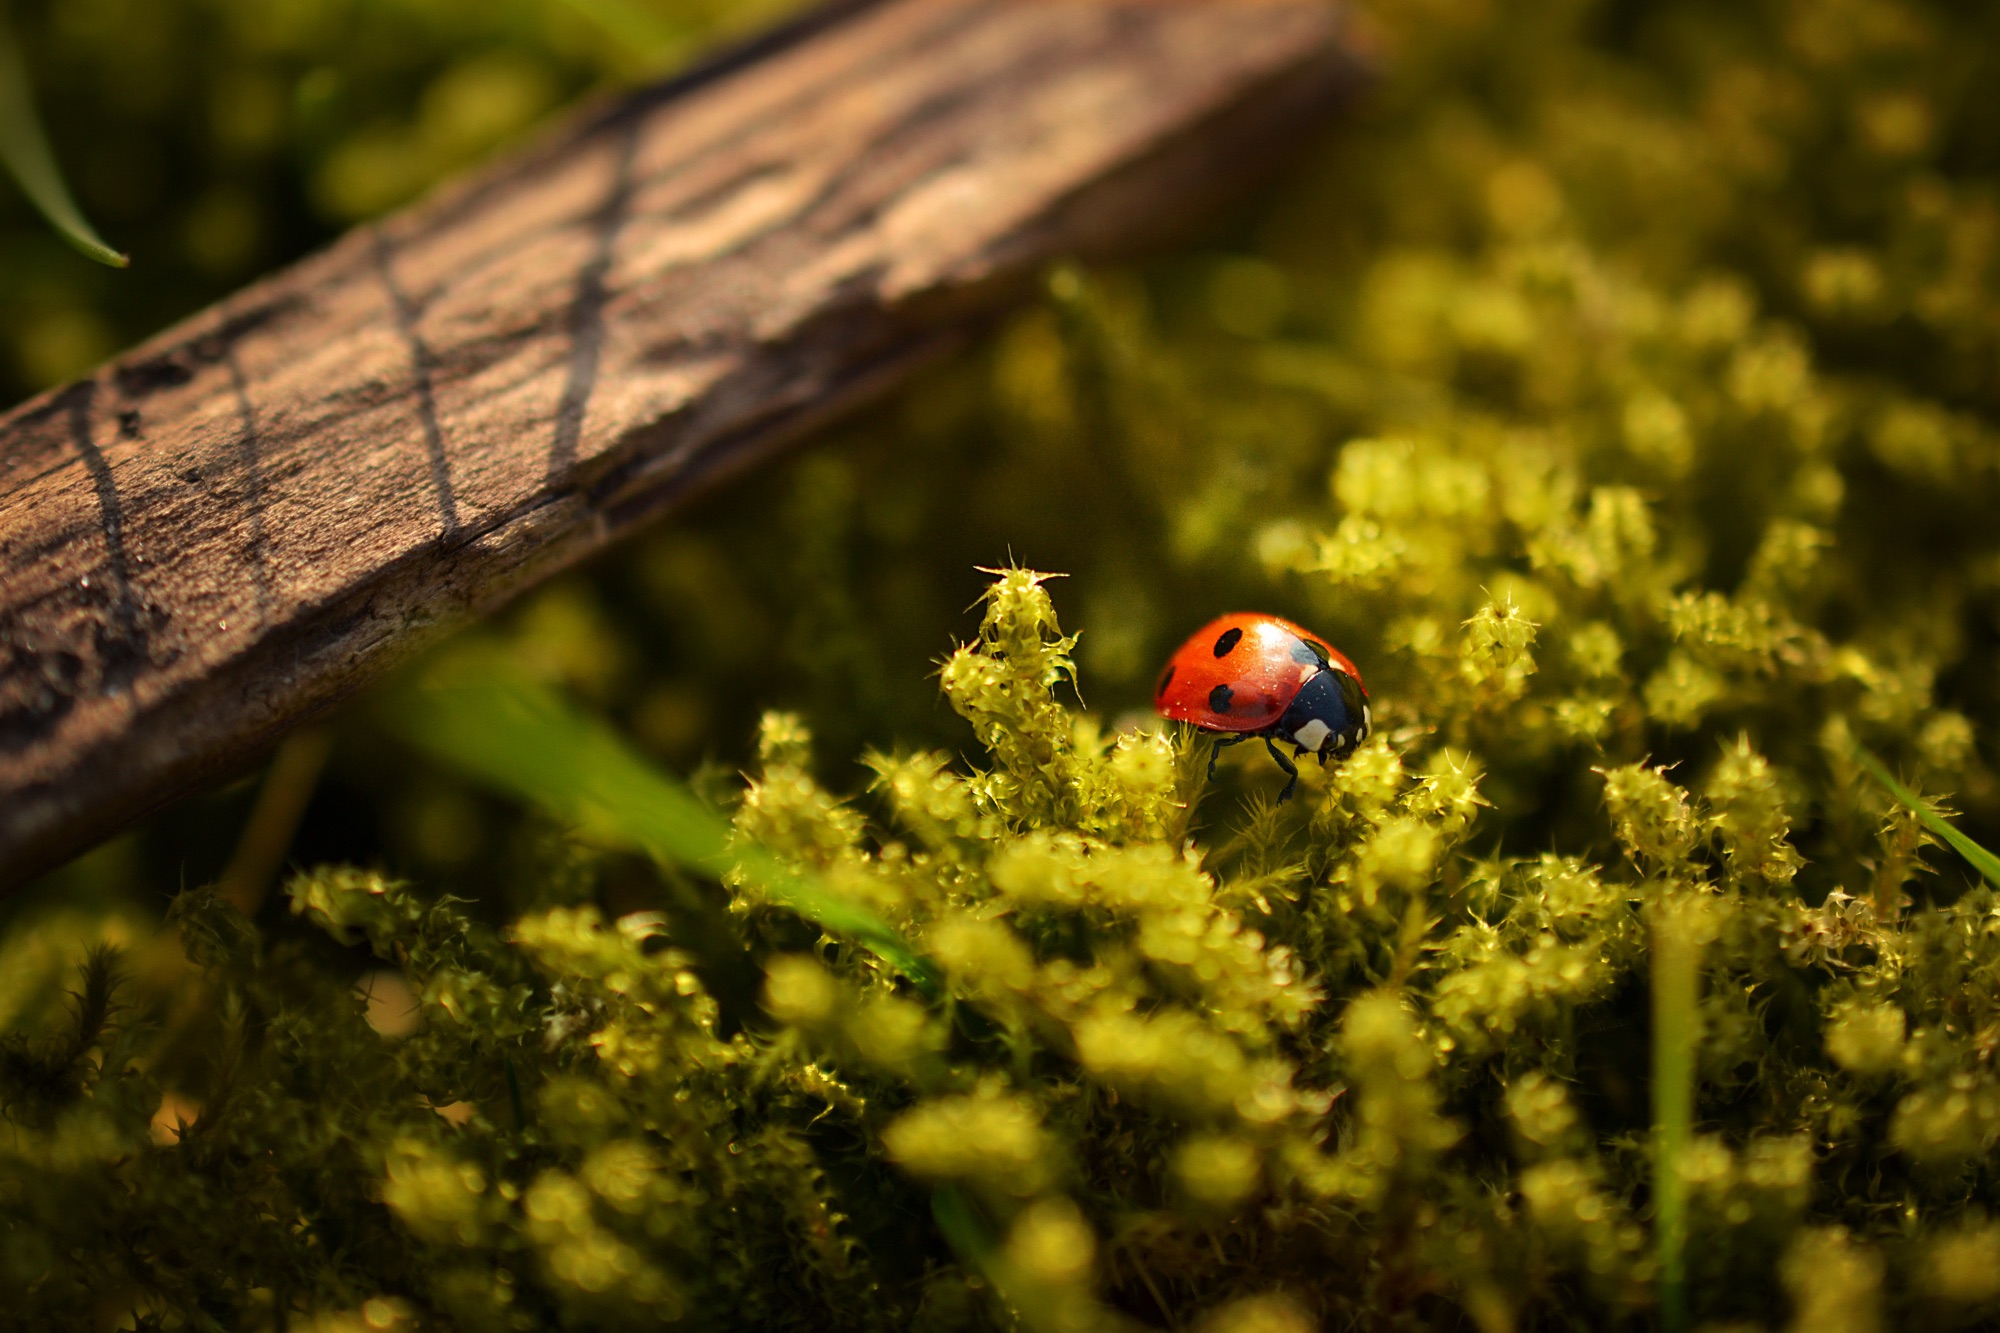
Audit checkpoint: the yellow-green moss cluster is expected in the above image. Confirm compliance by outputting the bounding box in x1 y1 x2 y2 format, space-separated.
9 0 2000 1328
6 562 2000 1329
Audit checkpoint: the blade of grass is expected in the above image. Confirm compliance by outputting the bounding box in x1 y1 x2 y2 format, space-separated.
930 1186 1085 1333
0 9 127 267
1651 893 1708 1333
1855 747 2000 889
930 1185 998 1272
216 729 332 917
385 652 937 994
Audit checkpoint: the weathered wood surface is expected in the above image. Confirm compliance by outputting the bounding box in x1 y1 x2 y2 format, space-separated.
0 0 1359 887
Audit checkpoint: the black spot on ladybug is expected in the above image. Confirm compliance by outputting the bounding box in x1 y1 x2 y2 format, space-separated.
1308 640 1333 664
1208 684 1234 714
1156 663 1176 696
1288 637 1320 666
1213 627 1243 658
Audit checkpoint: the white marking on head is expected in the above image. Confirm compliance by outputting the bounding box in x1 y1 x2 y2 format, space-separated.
1360 705 1372 735
1292 718 1332 753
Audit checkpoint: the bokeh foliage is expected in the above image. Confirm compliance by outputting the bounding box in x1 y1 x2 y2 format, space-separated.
9 0 2000 1329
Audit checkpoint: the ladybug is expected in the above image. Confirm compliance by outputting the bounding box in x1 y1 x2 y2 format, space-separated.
1153 613 1371 801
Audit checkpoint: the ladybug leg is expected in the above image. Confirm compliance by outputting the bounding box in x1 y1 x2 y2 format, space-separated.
1264 736 1300 803
1206 733 1251 781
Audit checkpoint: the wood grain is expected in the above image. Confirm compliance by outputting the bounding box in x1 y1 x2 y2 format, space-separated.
0 0 1360 888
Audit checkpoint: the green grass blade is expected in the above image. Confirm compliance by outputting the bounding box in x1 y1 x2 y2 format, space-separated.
1855 747 2000 889
930 1186 997 1270
1650 895 1706 1333
0 11 127 268
386 655 938 993
929 1187 1050 1333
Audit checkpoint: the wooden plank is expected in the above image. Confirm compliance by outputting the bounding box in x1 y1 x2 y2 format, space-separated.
0 0 1360 888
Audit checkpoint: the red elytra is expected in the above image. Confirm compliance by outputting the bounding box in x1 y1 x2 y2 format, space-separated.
1155 613 1363 730
1154 613 1371 800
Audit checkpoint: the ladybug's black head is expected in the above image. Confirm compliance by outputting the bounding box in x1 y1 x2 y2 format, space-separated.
1272 667 1369 757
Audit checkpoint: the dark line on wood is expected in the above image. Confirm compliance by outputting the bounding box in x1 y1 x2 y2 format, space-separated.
371 228 461 538
548 117 641 484
65 383 129 599
222 343 275 626
63 380 149 693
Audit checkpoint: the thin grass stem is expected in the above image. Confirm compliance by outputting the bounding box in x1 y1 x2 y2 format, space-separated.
1651 892 1707 1333
217 730 332 917
1855 746 2000 889
387 653 938 995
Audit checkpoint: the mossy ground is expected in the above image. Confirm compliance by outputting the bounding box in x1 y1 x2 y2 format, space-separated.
7 1 2000 1330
